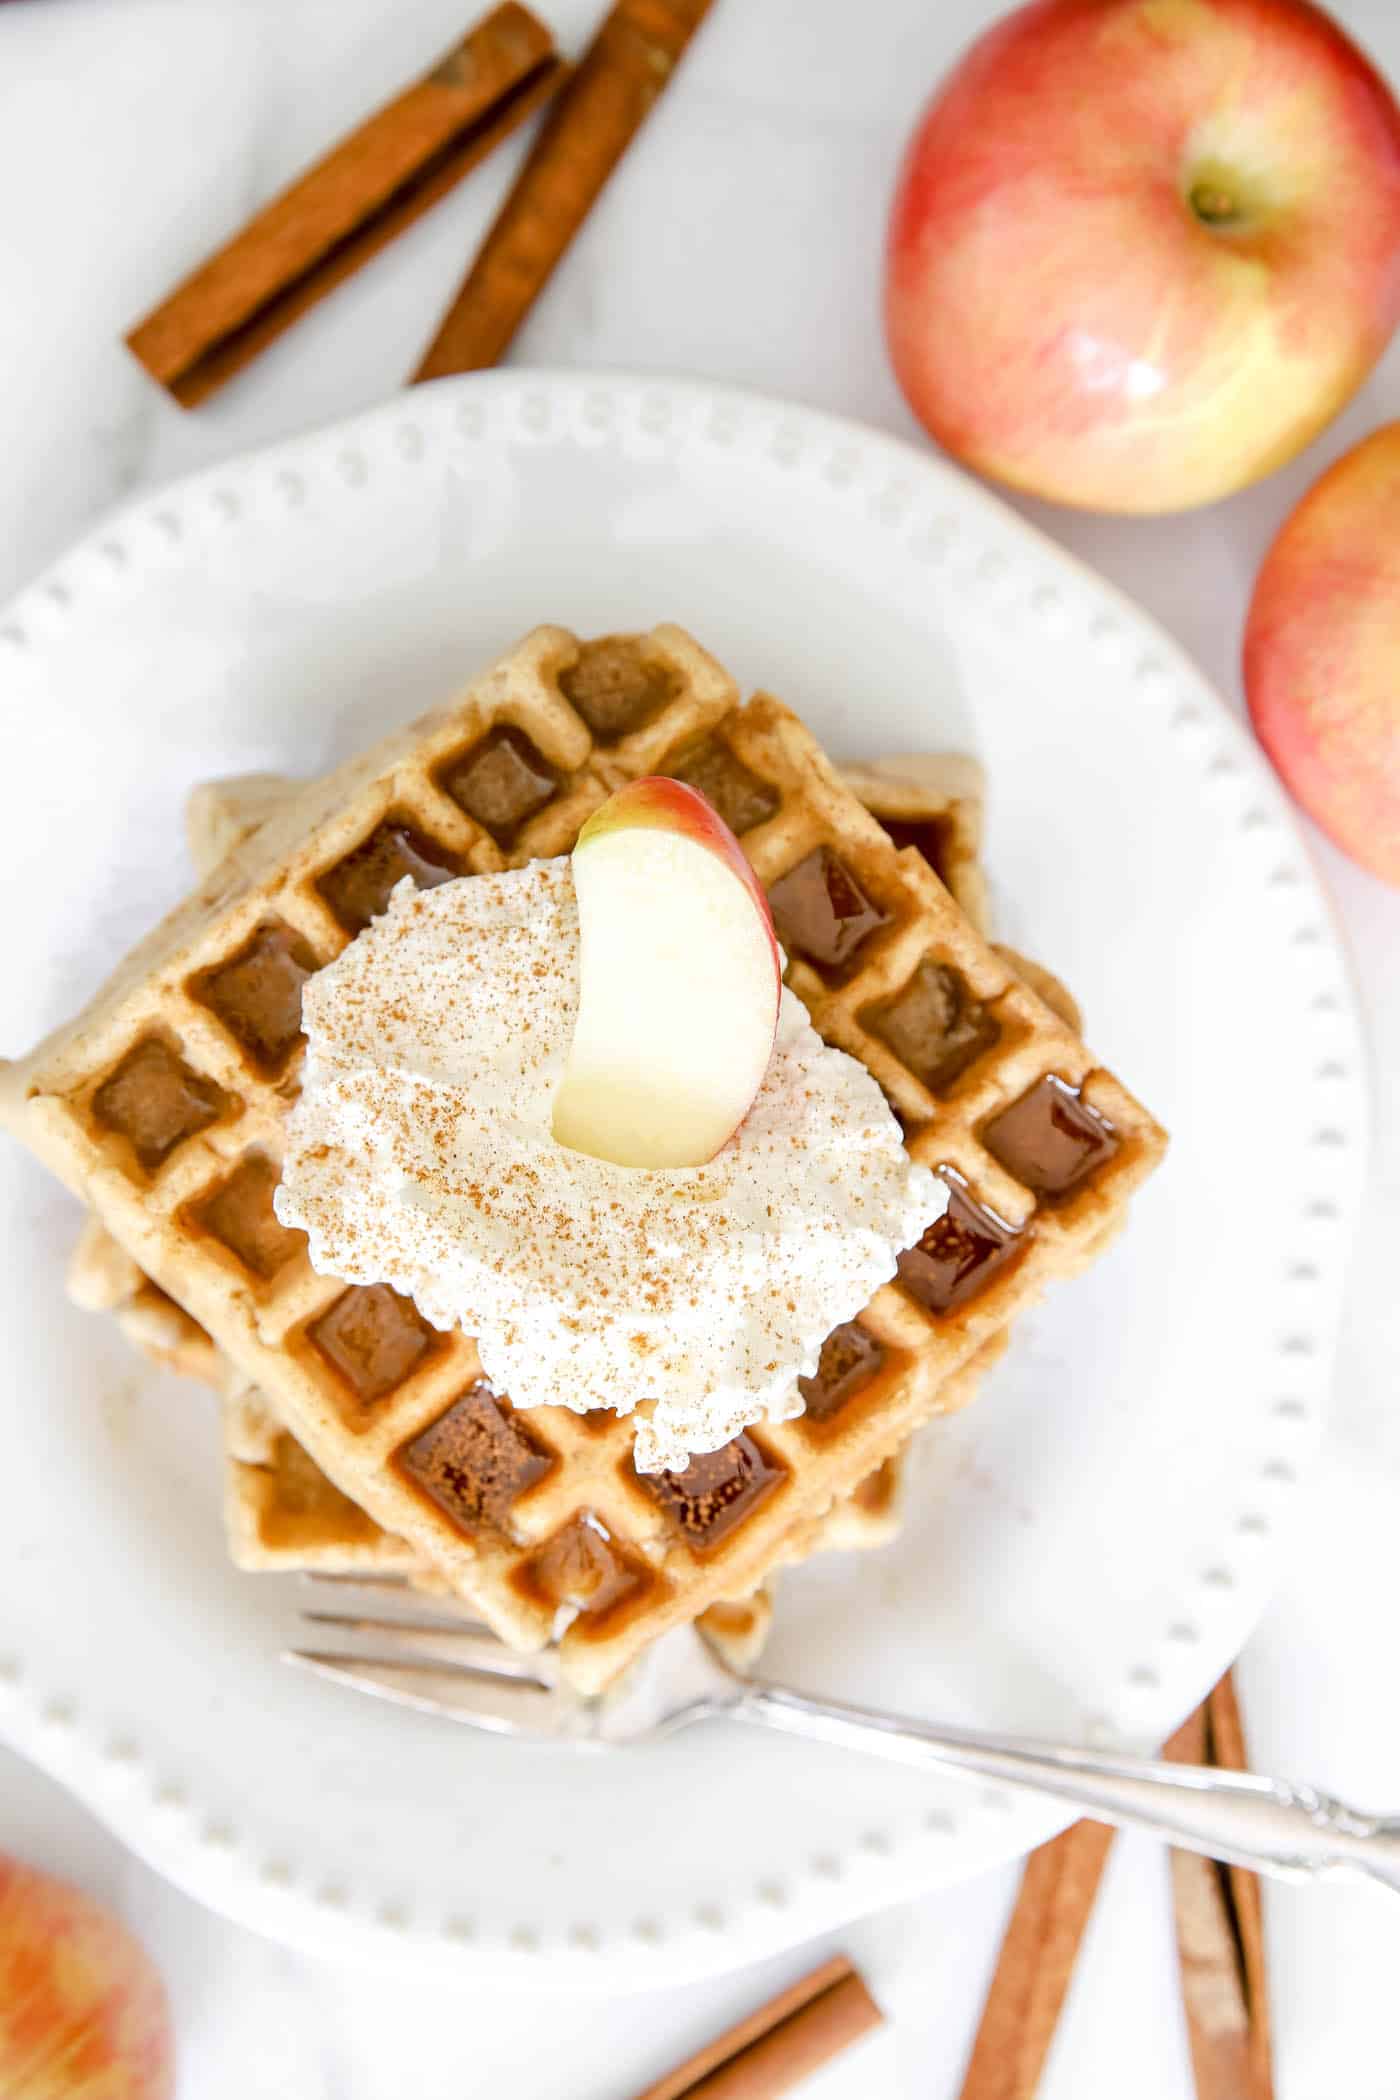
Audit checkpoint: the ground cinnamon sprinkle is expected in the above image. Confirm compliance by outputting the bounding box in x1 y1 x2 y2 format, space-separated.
275 859 941 1470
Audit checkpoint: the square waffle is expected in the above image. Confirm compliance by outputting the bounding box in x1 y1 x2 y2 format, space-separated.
189 745 1033 1569
65 752 1030 1668
3 626 1165 1691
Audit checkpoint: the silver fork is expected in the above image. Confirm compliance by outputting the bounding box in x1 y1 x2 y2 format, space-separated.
287 1576 1400 1896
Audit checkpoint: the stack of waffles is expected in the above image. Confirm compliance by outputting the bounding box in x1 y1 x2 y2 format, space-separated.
1 627 1165 1692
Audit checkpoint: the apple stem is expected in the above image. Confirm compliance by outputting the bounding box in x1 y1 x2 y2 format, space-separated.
1188 181 1240 228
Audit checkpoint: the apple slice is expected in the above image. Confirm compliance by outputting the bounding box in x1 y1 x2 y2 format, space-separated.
553 778 781 1169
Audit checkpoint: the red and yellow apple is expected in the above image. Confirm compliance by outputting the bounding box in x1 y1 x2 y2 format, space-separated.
1244 422 1400 884
886 0 1400 514
553 778 781 1169
0 1853 174 2097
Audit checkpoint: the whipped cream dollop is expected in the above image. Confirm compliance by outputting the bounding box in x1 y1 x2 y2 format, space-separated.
275 862 944 1472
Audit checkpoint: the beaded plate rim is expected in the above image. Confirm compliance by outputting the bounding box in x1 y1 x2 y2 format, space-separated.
0 371 1367 1980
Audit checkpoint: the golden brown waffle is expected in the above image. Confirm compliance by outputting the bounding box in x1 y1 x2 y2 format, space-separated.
216 1341 1000 1647
68 1180 936 1586
6 626 1165 1691
197 751 995 935
58 1201 896 1592
841 753 1082 1034
184 772 294 874
68 1214 223 1387
221 1380 423 1576
62 753 1012 1657
66 1202 997 1671
839 754 991 936
64 1220 423 1573
69 751 1030 1661
66 1204 997 1667
193 744 1035 1564
180 741 1075 1086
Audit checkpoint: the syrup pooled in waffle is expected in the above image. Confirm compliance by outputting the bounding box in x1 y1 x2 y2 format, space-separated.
220 1378 424 1577
840 755 1083 1035
65 753 1029 1663
193 749 1027 1566
4 626 1165 1691
64 1202 1002 1680
63 1206 968 1618
840 754 992 937
220 1340 1005 1667
62 762 993 1577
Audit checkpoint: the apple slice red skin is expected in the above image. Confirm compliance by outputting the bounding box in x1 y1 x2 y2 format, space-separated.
575 776 782 981
557 778 784 1170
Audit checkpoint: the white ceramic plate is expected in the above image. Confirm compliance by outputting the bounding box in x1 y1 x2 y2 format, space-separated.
0 374 1365 1983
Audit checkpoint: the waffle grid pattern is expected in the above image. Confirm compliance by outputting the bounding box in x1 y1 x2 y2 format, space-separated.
838 754 991 937
7 627 1164 1690
64 752 1013 1630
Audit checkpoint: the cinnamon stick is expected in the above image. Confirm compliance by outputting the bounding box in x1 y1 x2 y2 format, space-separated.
127 4 563 407
957 1676 1274 2100
955 1820 1115 2100
1165 1672 1275 2100
632 1954 884 2100
413 0 715 380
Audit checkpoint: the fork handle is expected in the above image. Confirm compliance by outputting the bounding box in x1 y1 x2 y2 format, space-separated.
736 1683 1400 1894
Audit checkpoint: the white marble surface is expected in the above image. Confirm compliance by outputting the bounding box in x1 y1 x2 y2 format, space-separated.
0 0 1397 2092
